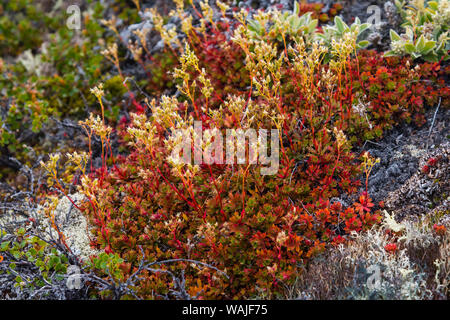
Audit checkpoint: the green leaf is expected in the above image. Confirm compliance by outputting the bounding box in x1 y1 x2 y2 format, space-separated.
12 251 21 259
419 14 426 25
334 16 345 34
422 53 439 62
384 50 398 57
411 52 422 59
422 40 436 55
435 40 445 52
289 16 301 31
247 20 263 36
17 228 25 236
49 256 61 269
0 241 10 251
390 29 401 41
307 19 318 32
404 43 416 53
315 33 326 41
357 40 370 48
428 1 439 11
359 23 371 34
293 1 300 15
415 35 426 52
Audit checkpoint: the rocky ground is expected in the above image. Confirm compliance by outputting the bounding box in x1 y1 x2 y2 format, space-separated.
0 0 448 300
361 105 449 220
330 103 449 225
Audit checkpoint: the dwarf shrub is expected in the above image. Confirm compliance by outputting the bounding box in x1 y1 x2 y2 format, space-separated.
40 0 449 299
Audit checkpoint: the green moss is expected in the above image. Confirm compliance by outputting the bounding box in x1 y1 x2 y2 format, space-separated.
0 1 140 176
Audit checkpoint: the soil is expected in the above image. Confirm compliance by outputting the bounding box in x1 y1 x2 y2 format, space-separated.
336 105 450 221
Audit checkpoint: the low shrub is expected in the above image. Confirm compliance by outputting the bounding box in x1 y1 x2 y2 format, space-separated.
40 1 448 299
386 0 450 62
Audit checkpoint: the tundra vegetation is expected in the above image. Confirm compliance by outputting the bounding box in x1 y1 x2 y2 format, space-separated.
0 0 448 300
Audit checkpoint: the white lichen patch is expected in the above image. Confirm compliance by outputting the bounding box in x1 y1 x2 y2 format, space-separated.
0 193 100 262
0 210 25 226
38 193 100 262
392 150 406 160
404 144 427 159
392 144 427 160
